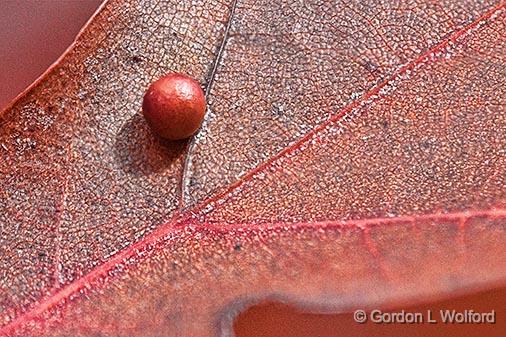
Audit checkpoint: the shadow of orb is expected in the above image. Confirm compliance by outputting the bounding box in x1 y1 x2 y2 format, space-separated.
114 112 187 176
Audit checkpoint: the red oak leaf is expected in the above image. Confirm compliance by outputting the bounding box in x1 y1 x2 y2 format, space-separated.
0 0 505 336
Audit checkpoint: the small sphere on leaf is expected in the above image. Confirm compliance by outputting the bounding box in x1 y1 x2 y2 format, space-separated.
142 73 206 140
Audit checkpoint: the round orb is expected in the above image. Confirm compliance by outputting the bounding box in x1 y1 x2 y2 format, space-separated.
142 73 206 140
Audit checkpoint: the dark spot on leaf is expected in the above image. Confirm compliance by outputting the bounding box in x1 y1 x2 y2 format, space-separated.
271 103 285 117
419 139 431 150
361 59 379 73
188 176 197 187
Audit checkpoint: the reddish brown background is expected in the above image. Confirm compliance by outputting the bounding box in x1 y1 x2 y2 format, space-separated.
236 288 506 337
0 1 504 336
0 0 102 110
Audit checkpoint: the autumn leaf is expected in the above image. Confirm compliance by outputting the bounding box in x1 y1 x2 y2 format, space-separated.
0 0 505 336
